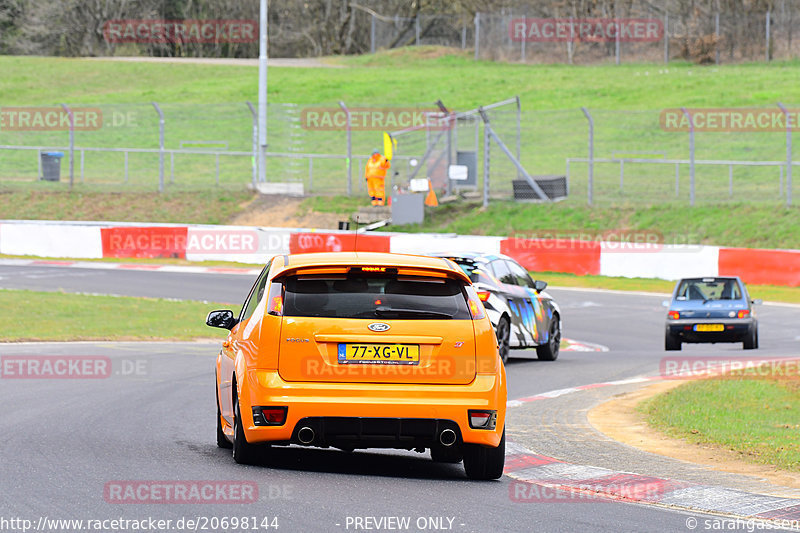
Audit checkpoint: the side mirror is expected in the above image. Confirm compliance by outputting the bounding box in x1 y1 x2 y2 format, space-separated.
534 280 548 293
751 299 763 305
661 300 670 307
206 310 237 330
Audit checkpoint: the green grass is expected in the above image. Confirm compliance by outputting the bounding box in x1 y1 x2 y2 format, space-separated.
641 375 800 471
386 200 800 250
0 289 231 341
298 194 372 216
1 51 800 195
0 253 260 269
0 189 253 224
2 52 799 109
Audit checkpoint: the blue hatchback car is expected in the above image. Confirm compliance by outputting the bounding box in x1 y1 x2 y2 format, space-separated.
664 276 761 351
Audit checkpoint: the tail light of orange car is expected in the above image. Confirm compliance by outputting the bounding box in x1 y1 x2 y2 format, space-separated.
667 310 680 320
737 309 750 319
468 409 497 430
464 285 486 320
252 406 288 426
463 284 500 374
267 282 283 316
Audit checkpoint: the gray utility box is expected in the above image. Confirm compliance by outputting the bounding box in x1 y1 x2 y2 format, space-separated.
391 193 425 225
453 151 478 189
40 151 65 182
513 175 568 201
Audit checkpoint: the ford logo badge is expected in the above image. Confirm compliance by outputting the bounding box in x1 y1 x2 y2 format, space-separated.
368 322 391 332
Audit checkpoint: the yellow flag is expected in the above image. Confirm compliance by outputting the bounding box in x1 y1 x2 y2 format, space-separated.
383 132 393 161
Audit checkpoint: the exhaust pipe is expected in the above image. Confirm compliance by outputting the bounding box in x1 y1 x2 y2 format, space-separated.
297 426 315 444
439 428 457 447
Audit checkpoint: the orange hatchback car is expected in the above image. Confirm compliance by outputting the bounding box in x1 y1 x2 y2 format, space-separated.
207 252 507 480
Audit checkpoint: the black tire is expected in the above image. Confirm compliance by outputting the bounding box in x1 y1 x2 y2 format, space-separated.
743 326 758 350
665 331 682 351
232 382 259 465
463 429 505 480
216 374 232 449
536 316 560 361
496 316 510 364
430 444 463 464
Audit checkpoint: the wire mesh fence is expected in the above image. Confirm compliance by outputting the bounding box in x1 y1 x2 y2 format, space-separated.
370 6 800 65
1 100 796 206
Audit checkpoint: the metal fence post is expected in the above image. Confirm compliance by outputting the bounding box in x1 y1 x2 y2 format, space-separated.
474 13 480 60
151 102 165 192
681 107 696 206
664 13 669 63
567 16 574 64
778 102 792 206
521 16 526 62
766 9 771 62
715 12 720 65
483 118 490 208
729 164 733 197
415 16 420 46
614 0 620 65
515 96 521 181
461 24 467 49
60 104 75 188
581 107 594 205
371 14 376 53
435 100 452 196
338 101 352 196
246 101 258 188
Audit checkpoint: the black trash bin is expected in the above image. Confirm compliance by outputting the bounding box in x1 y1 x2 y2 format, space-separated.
40 151 65 182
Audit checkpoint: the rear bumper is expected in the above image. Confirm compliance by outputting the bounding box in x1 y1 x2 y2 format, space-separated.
239 369 506 448
667 318 756 343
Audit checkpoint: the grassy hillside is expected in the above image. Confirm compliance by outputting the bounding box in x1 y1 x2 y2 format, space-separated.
0 49 797 243
1 51 799 108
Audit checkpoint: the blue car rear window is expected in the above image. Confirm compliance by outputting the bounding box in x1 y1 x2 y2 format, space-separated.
676 278 742 301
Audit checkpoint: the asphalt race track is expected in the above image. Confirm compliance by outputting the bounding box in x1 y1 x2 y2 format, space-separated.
1 263 799 532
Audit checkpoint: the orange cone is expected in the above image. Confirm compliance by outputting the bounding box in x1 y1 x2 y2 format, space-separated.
424 179 438 207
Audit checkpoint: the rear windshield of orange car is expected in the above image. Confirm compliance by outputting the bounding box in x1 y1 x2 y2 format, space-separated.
279 273 471 319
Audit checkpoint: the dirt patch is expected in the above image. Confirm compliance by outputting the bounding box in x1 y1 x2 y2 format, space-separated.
588 380 800 493
228 195 344 229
